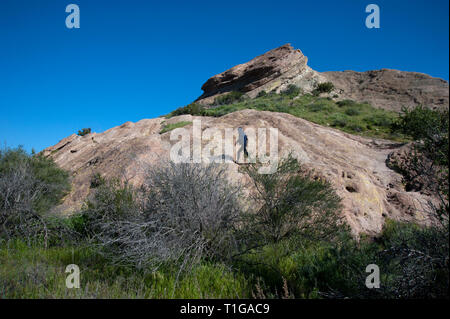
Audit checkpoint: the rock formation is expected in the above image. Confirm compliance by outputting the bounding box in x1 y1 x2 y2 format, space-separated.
196 44 449 112
196 44 326 105
42 44 448 236
43 110 434 236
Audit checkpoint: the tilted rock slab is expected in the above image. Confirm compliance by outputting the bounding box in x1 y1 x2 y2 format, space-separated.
196 44 326 105
196 44 448 112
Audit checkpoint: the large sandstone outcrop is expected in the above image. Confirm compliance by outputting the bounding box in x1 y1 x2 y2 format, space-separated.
196 44 326 105
43 110 433 236
196 44 449 111
42 44 446 236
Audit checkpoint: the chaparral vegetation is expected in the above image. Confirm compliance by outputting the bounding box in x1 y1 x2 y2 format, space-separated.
1 102 448 298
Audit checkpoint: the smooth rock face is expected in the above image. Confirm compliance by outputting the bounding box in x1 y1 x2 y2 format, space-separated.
196 44 449 111
43 110 433 236
196 44 326 105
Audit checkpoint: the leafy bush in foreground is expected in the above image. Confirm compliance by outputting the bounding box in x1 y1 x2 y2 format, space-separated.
92 163 242 274
0 147 71 245
240 155 344 246
76 178 139 238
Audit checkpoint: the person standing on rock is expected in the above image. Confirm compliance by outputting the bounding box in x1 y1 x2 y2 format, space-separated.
237 127 249 162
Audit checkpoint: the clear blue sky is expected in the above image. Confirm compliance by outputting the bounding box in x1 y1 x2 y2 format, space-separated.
1 0 448 152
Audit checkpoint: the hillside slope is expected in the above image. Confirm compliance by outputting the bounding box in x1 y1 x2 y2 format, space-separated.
43 110 433 236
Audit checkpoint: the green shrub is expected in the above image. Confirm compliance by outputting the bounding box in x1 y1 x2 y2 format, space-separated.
90 172 105 189
392 105 446 140
77 128 91 136
345 107 360 116
0 147 71 245
331 115 347 128
240 155 343 246
256 90 268 98
214 91 244 105
392 106 449 165
307 101 332 113
0 147 70 214
348 124 364 133
79 178 139 237
336 99 356 107
390 105 448 231
280 85 301 98
375 220 449 298
237 218 449 299
313 82 334 95
170 103 204 117
365 113 393 128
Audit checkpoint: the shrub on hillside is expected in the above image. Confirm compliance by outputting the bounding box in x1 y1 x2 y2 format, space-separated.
89 172 105 189
345 107 360 116
392 106 449 165
240 155 344 246
0 147 71 245
280 85 301 98
313 82 334 95
391 105 448 225
170 103 205 117
77 178 139 238
376 220 449 298
331 117 347 128
93 163 242 273
238 218 449 299
364 113 393 128
77 128 91 136
256 90 268 98
214 91 245 105
336 99 356 107
348 124 364 132
384 105 449 298
392 106 448 194
307 100 333 113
